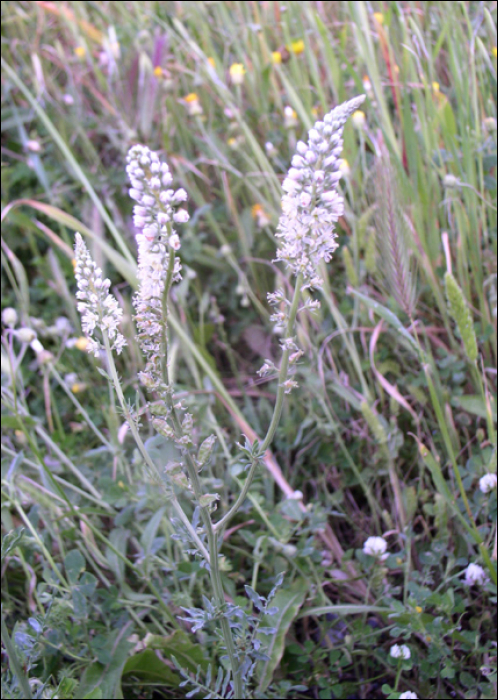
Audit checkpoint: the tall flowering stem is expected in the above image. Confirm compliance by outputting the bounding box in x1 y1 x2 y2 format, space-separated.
126 145 243 697
216 95 366 534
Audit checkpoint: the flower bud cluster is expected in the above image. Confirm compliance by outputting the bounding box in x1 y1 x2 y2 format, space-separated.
73 233 126 357
275 95 365 289
126 145 188 390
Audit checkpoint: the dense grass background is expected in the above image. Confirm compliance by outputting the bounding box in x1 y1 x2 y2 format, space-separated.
1 2 497 698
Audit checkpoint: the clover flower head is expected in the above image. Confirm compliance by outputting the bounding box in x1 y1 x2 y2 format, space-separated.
390 644 411 660
275 95 365 289
363 535 388 558
464 563 487 586
73 233 126 357
479 473 497 493
399 692 418 699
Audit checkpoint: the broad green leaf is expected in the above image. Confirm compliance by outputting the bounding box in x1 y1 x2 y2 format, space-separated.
257 578 308 692
78 631 133 700
64 549 86 585
142 629 208 673
122 649 180 686
452 395 497 421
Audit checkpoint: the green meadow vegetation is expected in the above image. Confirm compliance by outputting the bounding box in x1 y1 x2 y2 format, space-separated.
1 2 497 698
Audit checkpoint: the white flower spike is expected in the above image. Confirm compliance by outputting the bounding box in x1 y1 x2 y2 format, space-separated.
73 233 126 357
275 95 365 289
126 145 188 391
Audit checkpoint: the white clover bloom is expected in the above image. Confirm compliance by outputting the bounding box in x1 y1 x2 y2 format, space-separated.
464 563 487 586
126 145 187 390
390 644 411 660
275 95 365 289
73 233 126 357
399 692 418 699
363 535 388 558
479 473 497 493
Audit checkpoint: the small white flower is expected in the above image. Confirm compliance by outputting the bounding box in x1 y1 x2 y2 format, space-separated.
399 692 418 699
2 307 18 328
464 563 487 586
363 536 388 558
26 139 42 152
265 142 277 157
30 338 45 355
14 327 37 344
479 473 497 493
390 644 411 660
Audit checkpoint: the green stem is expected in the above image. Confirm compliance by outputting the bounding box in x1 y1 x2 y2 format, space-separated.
214 273 303 533
102 334 209 561
159 258 243 698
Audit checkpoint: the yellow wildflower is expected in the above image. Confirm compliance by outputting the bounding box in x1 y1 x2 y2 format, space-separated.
251 204 270 228
352 110 366 129
493 46 497 58
284 105 298 129
75 336 89 351
74 46 86 59
229 63 246 85
289 39 305 55
362 74 373 97
15 429 28 445
416 606 423 613
432 81 440 94
373 12 384 25
183 93 203 116
207 57 215 68
153 66 163 78
71 382 87 394
339 159 351 178
272 51 282 64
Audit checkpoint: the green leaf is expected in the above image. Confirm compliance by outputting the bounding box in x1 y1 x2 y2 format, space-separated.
140 506 166 567
105 529 129 585
143 630 208 673
78 631 133 700
122 649 180 686
257 578 308 692
1 415 36 429
348 289 419 354
452 394 497 421
64 549 86 585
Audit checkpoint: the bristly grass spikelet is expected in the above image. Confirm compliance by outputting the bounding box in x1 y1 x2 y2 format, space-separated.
369 146 417 317
444 271 479 363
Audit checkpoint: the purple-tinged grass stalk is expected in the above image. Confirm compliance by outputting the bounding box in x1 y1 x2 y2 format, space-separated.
369 146 417 317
